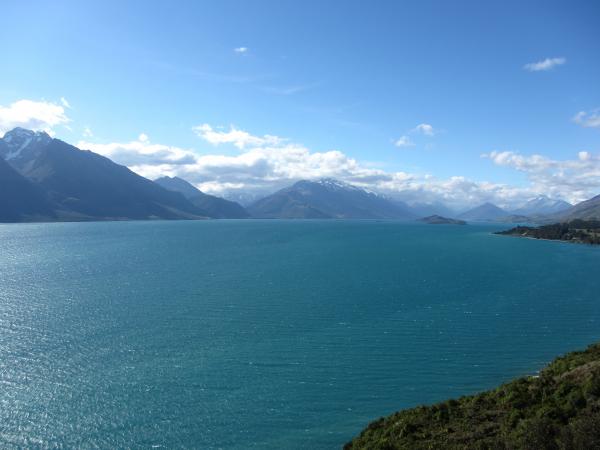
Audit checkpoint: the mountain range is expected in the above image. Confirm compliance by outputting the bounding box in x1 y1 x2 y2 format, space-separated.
0 128 230 221
456 197 574 223
1 127 598 223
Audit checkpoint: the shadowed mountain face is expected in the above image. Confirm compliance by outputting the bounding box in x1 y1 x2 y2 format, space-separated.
248 179 416 219
0 128 204 221
458 202 508 222
0 156 55 222
154 176 249 219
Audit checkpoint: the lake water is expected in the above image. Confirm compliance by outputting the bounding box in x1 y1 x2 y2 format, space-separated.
0 220 599 448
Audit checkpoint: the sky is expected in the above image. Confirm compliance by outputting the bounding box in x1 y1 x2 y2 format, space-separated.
0 0 599 208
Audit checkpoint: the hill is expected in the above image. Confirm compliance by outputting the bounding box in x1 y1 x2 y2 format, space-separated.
248 179 416 219
418 215 466 225
346 342 600 449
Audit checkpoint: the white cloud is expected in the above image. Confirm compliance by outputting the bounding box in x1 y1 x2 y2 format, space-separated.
413 123 435 136
193 123 284 149
234 47 248 54
394 135 414 148
76 123 596 209
0 99 70 135
60 97 71 109
77 135 197 168
392 123 437 148
82 126 93 138
572 109 600 129
523 57 566 72
483 150 600 204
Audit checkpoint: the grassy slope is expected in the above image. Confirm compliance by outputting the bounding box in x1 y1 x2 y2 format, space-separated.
346 343 600 449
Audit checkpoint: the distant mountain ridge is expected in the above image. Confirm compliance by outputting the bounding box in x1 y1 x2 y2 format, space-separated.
458 202 508 222
248 178 416 219
511 195 572 216
154 176 249 219
2 127 600 224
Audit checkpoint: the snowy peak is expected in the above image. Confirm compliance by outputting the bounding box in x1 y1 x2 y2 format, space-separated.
314 178 361 191
1 127 52 161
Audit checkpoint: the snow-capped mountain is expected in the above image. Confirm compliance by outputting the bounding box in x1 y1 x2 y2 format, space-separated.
248 178 416 219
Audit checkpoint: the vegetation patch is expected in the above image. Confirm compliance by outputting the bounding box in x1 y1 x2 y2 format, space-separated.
346 343 600 449
495 220 600 245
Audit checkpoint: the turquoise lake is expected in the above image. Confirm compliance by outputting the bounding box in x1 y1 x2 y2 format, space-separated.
0 220 599 448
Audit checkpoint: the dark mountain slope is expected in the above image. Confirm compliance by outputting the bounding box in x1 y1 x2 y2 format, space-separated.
0 157 55 222
25 141 202 219
559 194 600 221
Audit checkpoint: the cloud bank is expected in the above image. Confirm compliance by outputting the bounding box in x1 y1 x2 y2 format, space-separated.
78 123 599 208
0 99 70 135
484 150 600 204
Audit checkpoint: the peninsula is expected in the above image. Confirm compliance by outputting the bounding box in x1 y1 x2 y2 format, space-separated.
495 220 600 245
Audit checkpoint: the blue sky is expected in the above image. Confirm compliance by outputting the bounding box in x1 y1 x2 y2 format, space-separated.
1 0 599 207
